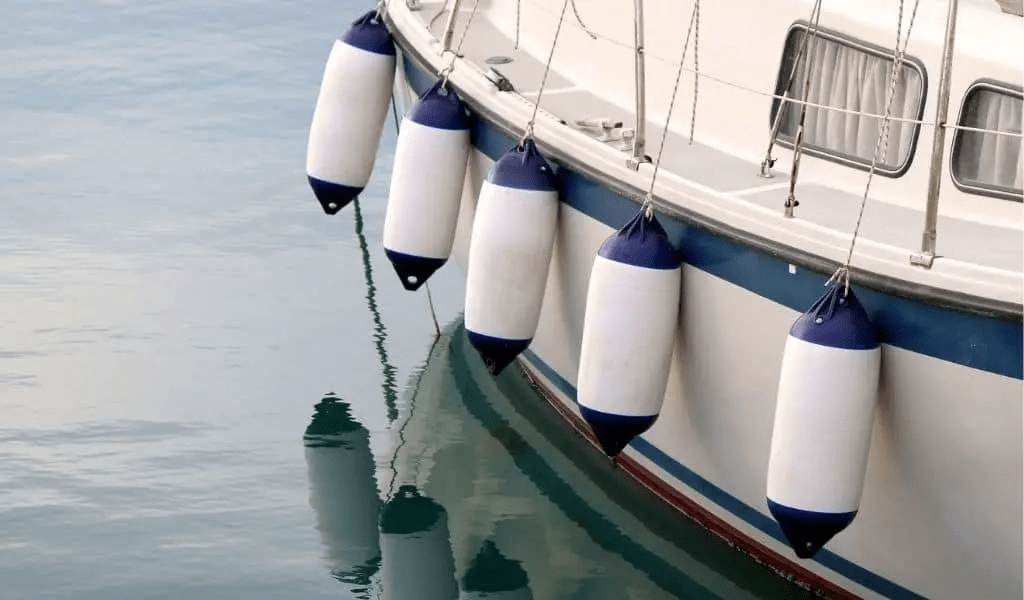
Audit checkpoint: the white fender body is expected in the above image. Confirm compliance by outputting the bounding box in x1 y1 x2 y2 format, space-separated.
464 141 559 374
306 11 395 214
384 82 471 290
766 285 881 559
577 210 681 457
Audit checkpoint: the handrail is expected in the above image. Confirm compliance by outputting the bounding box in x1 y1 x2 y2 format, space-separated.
913 0 958 268
440 0 465 50
629 0 647 169
385 19 1022 319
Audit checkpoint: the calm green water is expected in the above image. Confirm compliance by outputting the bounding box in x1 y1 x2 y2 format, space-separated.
0 1 819 598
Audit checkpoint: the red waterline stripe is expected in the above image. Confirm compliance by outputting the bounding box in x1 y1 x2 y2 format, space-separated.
518 358 860 600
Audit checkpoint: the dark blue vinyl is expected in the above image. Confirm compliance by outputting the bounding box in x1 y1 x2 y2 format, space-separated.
598 207 680 270
341 10 395 56
766 499 857 560
789 283 879 350
384 249 446 291
579 405 658 458
409 81 470 130
307 176 361 215
486 139 558 192
466 330 531 375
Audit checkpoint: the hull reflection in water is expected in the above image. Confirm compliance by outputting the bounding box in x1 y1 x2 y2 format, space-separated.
309 321 818 598
303 395 381 598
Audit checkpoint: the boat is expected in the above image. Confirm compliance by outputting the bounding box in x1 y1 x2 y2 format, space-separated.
308 0 1023 597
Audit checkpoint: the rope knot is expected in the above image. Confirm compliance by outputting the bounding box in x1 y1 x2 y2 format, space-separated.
438 61 455 88
825 265 851 297
642 193 654 220
520 123 535 147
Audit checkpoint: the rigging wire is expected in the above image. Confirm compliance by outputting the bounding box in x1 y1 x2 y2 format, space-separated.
517 0 595 52
662 67 1020 137
508 0 1015 139
386 85 441 337
516 0 598 51
429 0 451 29
523 0 572 141
642 0 699 219
569 0 599 40
697 71 1023 136
783 4 824 216
515 0 521 49
829 0 922 293
425 283 441 337
688 0 700 144
438 0 482 86
762 0 823 176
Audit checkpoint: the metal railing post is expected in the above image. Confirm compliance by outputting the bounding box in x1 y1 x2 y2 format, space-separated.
912 0 959 268
441 0 465 51
628 0 647 169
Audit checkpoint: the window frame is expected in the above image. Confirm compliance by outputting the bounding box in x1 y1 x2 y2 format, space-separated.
769 22 929 178
949 79 1024 202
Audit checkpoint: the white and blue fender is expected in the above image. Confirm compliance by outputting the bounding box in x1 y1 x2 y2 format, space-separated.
577 208 681 457
383 81 471 290
304 396 381 585
306 10 395 215
766 282 881 559
465 140 558 375
379 485 458 600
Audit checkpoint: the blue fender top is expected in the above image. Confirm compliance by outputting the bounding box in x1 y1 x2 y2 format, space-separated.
409 81 470 130
341 10 396 56
598 207 680 270
790 283 879 350
486 139 558 192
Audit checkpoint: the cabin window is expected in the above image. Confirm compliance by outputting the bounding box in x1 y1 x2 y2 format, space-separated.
770 24 926 176
951 81 1023 201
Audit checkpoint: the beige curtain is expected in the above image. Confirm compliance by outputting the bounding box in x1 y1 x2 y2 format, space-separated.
955 88 1023 194
780 31 923 171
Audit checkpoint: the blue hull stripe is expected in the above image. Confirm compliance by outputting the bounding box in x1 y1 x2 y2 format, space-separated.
520 348 928 600
403 55 1023 380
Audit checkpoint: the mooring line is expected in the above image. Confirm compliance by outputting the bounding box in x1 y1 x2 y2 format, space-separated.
353 197 400 423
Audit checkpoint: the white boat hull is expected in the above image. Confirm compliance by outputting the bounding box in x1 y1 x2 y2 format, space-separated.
410 106 1022 598
385 4 1024 593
